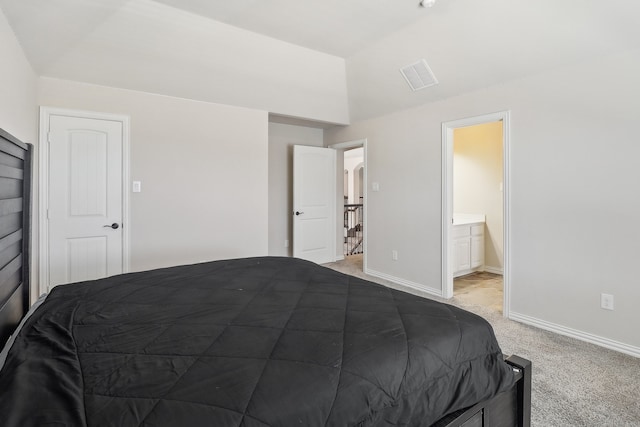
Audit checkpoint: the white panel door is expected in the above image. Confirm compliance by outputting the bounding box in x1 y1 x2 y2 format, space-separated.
293 145 336 264
47 115 124 287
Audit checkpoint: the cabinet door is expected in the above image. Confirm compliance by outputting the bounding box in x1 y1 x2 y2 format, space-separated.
454 237 471 273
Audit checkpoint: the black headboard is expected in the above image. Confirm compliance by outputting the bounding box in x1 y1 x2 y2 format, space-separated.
0 129 32 347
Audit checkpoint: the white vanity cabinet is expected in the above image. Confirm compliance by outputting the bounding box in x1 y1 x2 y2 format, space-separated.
452 216 485 278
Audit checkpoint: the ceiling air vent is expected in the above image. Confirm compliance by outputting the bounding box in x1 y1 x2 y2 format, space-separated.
400 59 438 91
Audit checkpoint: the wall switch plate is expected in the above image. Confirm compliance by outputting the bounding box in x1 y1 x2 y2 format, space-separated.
372 182 380 192
284 240 289 248
132 181 141 193
601 293 614 311
392 250 398 260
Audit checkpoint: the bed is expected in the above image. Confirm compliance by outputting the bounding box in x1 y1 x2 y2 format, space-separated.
0 128 530 427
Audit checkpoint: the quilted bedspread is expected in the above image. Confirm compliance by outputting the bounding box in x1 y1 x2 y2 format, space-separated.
0 257 515 426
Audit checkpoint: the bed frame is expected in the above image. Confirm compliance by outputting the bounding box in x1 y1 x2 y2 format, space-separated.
432 355 531 427
0 127 530 426
0 128 31 349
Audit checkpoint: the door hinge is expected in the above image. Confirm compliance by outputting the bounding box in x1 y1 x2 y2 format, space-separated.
46 209 50 220
47 132 52 143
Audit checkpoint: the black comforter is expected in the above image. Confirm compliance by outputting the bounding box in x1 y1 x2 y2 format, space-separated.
0 257 514 426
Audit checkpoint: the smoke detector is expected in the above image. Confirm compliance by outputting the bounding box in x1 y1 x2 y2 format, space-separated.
400 59 438 91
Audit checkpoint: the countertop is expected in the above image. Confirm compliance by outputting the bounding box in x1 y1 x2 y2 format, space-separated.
453 213 485 226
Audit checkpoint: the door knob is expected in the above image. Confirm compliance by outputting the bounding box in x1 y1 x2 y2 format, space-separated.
103 223 120 229
295 211 304 216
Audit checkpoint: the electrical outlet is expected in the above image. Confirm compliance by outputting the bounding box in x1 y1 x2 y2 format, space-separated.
601 293 614 311
392 250 398 261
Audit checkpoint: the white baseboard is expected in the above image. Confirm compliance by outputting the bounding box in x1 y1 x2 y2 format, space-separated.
509 312 640 358
364 268 443 299
483 265 503 275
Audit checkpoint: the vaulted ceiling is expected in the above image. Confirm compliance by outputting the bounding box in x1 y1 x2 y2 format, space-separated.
2 0 639 124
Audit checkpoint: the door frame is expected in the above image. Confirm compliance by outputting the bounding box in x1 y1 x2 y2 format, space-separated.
329 139 367 270
38 107 131 295
441 111 511 317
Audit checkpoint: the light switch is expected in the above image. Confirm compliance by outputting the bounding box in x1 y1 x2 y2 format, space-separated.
133 181 141 193
372 182 380 192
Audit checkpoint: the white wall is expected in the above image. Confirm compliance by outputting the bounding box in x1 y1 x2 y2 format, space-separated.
326 49 640 352
0 9 37 143
39 77 269 272
268 122 323 256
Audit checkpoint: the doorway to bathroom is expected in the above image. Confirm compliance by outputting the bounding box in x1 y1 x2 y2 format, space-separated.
442 112 510 316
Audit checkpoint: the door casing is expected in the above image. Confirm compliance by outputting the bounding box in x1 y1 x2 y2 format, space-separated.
442 111 511 317
38 107 131 296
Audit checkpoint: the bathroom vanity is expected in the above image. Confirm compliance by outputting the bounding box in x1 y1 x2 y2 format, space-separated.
452 214 485 277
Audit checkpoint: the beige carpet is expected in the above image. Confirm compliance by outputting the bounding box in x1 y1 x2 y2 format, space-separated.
324 255 640 427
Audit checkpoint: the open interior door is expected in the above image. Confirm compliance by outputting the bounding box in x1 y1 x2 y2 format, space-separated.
293 145 336 264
